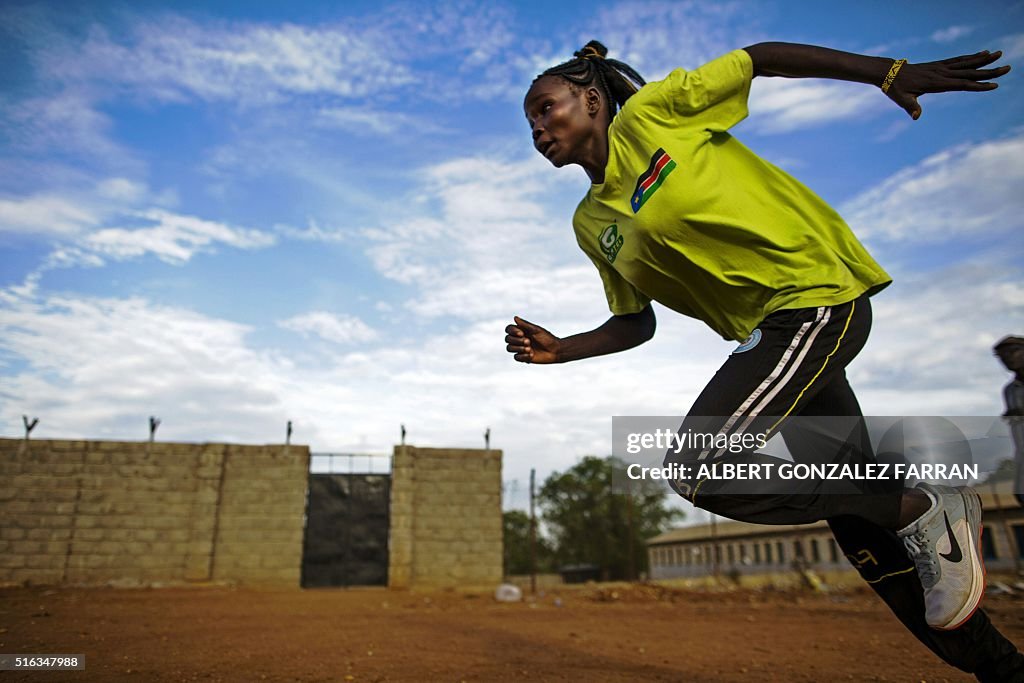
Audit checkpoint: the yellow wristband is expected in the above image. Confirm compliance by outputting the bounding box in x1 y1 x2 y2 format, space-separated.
881 59 906 93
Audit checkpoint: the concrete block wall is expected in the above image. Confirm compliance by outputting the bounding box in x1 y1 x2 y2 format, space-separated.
212 444 310 585
0 438 309 587
388 445 502 589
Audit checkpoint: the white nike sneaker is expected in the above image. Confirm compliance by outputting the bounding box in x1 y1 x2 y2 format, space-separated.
897 482 986 630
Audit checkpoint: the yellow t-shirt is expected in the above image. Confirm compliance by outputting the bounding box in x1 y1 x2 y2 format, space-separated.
573 49 892 342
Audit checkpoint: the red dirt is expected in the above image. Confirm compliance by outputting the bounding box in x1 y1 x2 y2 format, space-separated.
0 583 1021 682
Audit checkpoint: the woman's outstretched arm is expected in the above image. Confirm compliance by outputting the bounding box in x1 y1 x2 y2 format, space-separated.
742 42 1010 119
505 305 656 364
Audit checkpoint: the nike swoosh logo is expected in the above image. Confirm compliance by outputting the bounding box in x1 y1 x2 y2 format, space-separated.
939 511 963 563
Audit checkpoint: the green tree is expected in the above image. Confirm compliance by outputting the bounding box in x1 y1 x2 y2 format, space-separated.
538 455 683 581
983 457 1015 483
502 509 554 576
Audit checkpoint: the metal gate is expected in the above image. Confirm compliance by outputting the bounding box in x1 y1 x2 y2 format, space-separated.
301 472 391 588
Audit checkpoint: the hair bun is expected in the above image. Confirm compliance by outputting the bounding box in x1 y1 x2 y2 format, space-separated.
574 40 608 60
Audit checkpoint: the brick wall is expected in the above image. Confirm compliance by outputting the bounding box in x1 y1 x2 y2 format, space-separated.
388 446 502 589
0 438 309 587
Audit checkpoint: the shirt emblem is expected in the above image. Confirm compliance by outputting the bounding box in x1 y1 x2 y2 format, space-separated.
733 329 762 354
631 148 677 213
599 223 624 263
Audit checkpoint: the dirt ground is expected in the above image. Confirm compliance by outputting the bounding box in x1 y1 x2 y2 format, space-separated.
0 582 1022 682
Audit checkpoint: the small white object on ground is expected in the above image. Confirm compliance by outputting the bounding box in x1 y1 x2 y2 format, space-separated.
494 584 523 602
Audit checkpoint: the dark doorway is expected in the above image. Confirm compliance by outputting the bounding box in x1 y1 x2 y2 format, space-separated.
301 474 391 587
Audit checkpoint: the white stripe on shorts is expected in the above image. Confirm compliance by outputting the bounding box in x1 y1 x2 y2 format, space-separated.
698 306 829 460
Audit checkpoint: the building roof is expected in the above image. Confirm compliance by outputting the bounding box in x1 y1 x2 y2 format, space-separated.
648 519 830 546
648 479 1021 547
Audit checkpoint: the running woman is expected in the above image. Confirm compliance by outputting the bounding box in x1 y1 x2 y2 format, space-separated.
507 41 1021 679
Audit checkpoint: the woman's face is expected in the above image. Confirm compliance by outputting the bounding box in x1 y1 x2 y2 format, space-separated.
524 76 602 168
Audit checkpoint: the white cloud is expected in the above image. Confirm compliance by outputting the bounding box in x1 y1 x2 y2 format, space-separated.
279 311 378 345
316 108 449 137
1 90 129 162
402 264 601 322
0 176 161 237
42 246 106 271
359 151 599 329
931 25 975 43
277 220 348 244
44 20 413 106
585 1 758 79
1001 32 1024 60
80 209 276 265
748 78 886 134
0 193 100 236
0 290 289 442
27 6 522 108
852 258 1023 414
0 177 269 276
840 133 1024 242
95 178 147 202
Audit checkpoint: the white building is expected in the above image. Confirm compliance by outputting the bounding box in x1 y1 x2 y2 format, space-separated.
647 480 1024 580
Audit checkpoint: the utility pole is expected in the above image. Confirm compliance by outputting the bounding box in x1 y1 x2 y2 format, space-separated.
710 512 719 580
625 478 636 581
529 468 537 595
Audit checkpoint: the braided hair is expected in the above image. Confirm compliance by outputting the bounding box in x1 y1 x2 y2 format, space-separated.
533 40 646 119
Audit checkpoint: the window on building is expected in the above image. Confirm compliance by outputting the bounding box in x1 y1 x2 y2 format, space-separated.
828 538 839 563
1013 526 1024 559
753 543 761 564
776 541 785 564
810 538 820 563
982 527 997 560
764 542 773 564
727 544 735 565
793 540 804 560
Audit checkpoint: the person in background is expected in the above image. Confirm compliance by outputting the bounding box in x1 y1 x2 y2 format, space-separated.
995 335 1024 506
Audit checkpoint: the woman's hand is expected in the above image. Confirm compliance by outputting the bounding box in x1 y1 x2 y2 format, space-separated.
505 307 656 365
505 316 561 364
885 50 1010 120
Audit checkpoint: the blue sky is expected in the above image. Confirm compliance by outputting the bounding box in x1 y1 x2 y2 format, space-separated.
1 0 1022 512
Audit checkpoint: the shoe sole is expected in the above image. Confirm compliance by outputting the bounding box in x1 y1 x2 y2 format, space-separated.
933 486 986 631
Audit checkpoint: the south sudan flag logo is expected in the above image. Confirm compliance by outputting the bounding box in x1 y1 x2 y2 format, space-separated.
631 148 677 213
